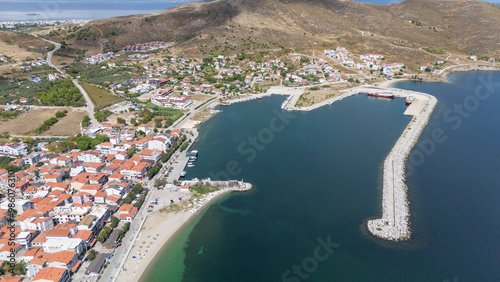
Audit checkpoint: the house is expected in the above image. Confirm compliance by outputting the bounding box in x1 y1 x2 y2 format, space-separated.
50 156 71 167
94 190 106 204
105 195 121 205
71 172 108 190
30 75 42 83
77 151 104 163
43 237 85 255
52 206 91 224
137 124 151 135
21 246 42 263
32 267 70 282
0 142 28 156
73 229 94 246
0 198 32 213
139 149 161 161
47 250 78 270
0 242 22 261
20 216 54 232
134 136 153 150
71 192 94 205
148 136 173 152
116 204 138 222
79 184 102 196
82 162 105 173
16 231 33 248
170 129 182 139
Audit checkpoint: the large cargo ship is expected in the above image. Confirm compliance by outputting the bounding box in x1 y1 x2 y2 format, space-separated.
367 91 395 99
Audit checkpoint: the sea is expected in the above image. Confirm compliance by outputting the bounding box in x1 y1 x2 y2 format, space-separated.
0 1 192 22
142 71 500 281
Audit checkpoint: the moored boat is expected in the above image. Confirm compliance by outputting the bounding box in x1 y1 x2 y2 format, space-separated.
406 96 415 105
368 91 395 99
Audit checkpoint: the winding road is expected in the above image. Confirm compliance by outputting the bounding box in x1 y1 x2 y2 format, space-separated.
32 34 101 131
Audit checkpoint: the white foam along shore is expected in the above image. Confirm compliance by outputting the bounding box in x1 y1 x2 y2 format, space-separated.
224 84 437 241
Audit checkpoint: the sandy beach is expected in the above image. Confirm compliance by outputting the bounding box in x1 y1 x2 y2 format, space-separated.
115 183 251 282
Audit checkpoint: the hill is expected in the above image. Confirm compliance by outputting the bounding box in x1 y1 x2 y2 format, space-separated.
46 0 500 67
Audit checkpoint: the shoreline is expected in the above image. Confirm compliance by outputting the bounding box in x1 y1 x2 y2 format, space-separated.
116 182 252 282
121 67 496 279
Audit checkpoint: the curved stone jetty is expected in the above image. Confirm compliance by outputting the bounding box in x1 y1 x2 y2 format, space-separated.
364 87 438 241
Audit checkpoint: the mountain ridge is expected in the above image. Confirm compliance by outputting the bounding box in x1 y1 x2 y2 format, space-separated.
48 0 500 67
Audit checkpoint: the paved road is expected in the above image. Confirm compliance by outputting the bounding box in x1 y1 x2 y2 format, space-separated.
31 34 101 131
98 148 191 282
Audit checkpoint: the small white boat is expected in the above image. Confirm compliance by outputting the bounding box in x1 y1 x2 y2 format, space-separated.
180 171 186 177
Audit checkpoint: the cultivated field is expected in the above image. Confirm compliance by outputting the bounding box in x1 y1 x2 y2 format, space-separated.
83 83 123 109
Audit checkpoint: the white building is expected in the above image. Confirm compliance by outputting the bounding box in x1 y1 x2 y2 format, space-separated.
0 142 28 156
43 237 86 255
148 135 173 152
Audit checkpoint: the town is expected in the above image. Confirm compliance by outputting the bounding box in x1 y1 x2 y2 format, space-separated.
0 33 498 282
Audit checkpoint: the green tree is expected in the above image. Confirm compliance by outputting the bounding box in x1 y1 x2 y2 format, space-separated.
110 216 119 228
76 138 92 150
23 137 36 145
86 249 97 261
55 110 68 118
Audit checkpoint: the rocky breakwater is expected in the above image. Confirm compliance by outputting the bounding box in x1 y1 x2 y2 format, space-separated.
367 90 438 241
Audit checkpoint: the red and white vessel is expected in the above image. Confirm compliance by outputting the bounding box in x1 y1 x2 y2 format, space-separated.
368 91 395 99
406 96 415 105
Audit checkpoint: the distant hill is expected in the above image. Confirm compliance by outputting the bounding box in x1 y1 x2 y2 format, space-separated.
52 0 500 66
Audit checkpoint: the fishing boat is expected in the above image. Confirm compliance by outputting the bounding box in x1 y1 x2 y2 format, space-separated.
406 96 415 105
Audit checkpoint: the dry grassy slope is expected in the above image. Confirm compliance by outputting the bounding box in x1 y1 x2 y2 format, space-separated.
60 0 500 62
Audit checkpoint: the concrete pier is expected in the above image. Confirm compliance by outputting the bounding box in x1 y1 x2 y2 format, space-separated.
361 86 437 241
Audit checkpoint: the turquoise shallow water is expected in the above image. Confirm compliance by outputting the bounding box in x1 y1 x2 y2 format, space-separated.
143 72 500 281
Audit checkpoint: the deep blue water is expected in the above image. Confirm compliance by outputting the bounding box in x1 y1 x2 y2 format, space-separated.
142 71 500 281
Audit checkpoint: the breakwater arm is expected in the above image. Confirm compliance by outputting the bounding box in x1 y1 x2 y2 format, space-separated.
366 89 437 241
